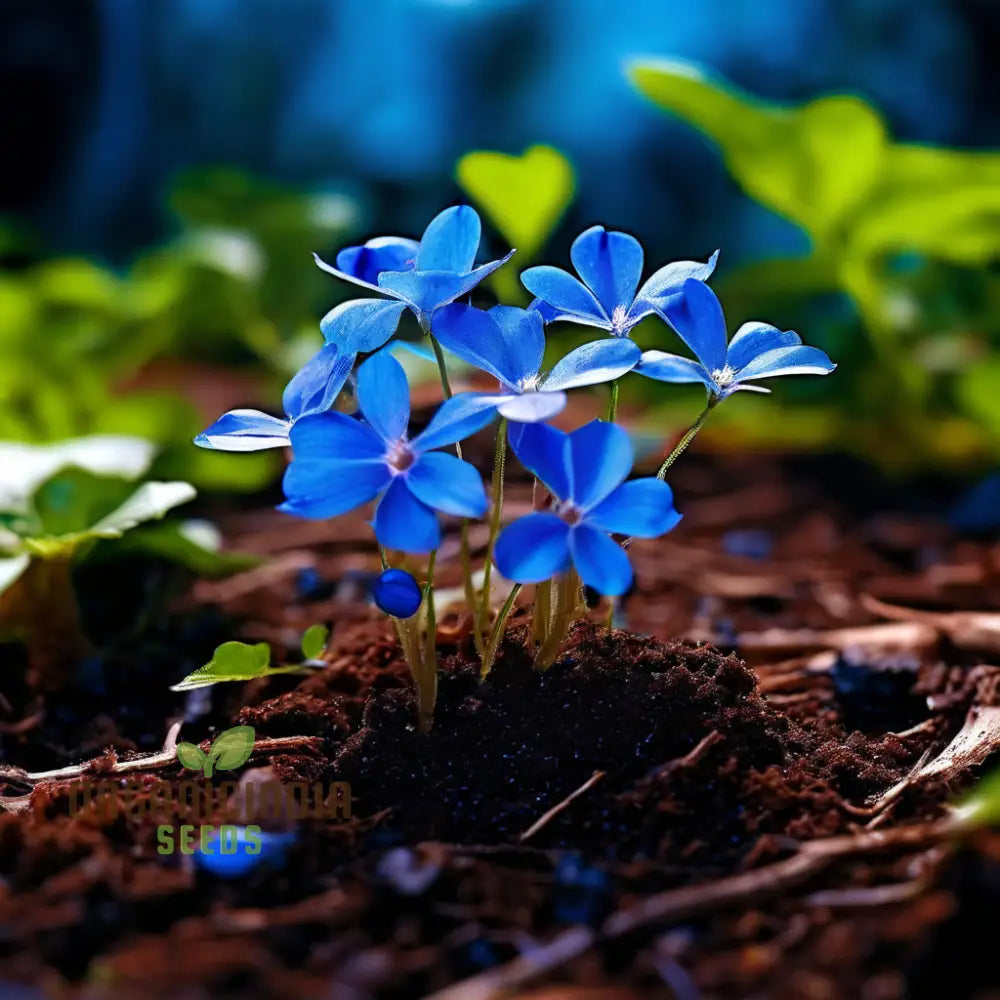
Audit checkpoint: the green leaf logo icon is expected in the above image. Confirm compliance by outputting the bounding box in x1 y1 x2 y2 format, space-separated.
176 725 255 777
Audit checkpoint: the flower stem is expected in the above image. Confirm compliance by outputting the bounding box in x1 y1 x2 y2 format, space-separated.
428 333 454 401
480 582 521 680
416 549 439 732
535 570 581 671
606 379 620 423
656 400 715 479
477 418 507 637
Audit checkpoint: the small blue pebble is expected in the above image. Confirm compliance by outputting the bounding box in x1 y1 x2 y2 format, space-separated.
194 827 296 879
295 567 331 601
372 569 423 618
722 529 773 560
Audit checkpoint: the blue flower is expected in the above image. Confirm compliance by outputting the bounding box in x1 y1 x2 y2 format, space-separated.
280 353 491 553
636 279 836 400
194 343 352 451
521 225 718 338
430 304 640 424
495 421 681 596
372 568 423 618
314 205 515 354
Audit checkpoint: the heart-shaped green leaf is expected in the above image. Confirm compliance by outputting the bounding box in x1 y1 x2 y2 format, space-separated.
301 623 329 661
206 725 255 776
456 145 574 261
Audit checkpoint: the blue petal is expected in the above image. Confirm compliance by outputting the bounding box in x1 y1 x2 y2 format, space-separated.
313 252 381 293
282 343 354 419
335 237 419 285
634 351 714 387
414 392 500 452
417 205 482 273
726 322 802 372
288 411 386 461
431 304 529 388
630 249 720 320
495 513 571 583
373 478 440 553
195 410 290 451
569 524 633 596
569 226 644 316
497 391 566 423
510 422 572 501
735 345 836 382
567 421 633 510
371 568 423 618
528 298 562 324
407 452 487 517
281 457 390 520
356 353 411 443
488 305 546 386
659 278 728 372
320 298 408 353
588 479 682 538
377 270 474 315
520 266 609 328
542 338 641 392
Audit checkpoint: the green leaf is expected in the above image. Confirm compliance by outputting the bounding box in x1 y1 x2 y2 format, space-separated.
0 436 156 515
86 481 197 539
108 520 260 576
176 742 207 772
32 470 137 538
849 145 1000 265
629 59 887 240
301 623 329 661
171 640 301 691
956 766 1000 828
956 359 1000 439
206 725 255 775
456 145 575 261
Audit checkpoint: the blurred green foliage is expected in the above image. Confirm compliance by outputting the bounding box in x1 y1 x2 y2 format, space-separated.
629 59 1000 469
0 168 359 492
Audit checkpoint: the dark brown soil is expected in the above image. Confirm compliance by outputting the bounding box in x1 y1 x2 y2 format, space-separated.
2 449 1000 999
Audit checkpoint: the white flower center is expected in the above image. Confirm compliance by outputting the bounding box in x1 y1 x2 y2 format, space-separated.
386 440 415 473
711 365 737 388
610 305 630 336
518 374 542 393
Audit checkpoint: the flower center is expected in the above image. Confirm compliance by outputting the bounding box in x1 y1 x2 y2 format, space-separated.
556 500 583 526
711 364 737 387
610 305 630 337
386 440 415 473
518 374 542 393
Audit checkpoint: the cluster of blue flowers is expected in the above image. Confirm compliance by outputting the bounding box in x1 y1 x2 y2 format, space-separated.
197 205 834 664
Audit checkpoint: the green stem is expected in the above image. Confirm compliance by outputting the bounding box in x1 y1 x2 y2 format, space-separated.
532 579 552 649
477 418 507 636
460 521 484 656
428 334 454 401
480 583 522 680
607 379 620 423
417 549 439 732
535 570 580 671
656 400 715 479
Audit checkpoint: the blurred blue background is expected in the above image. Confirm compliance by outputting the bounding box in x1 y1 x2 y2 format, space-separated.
3 0 997 263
